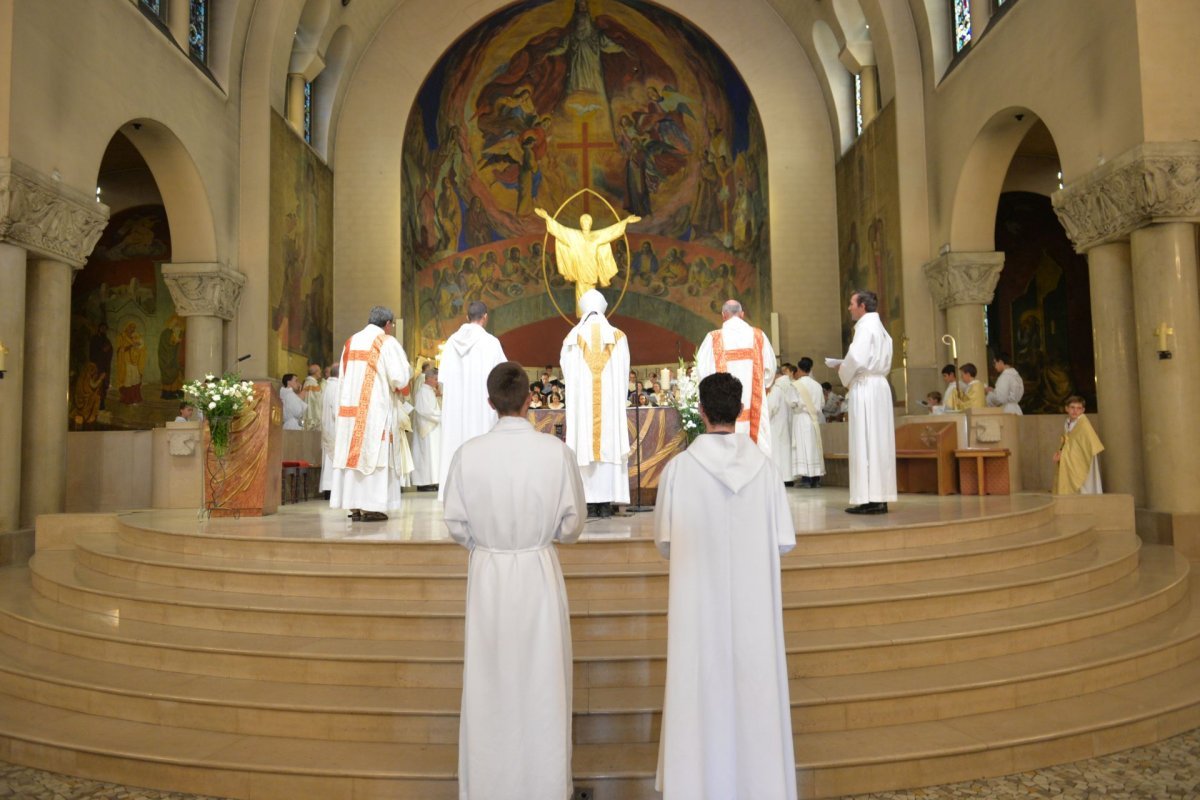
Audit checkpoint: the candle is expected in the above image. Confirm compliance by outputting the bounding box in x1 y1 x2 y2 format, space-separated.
0 341 7 373
660 367 670 387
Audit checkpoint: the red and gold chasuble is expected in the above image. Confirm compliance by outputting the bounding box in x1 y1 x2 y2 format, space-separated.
711 327 766 443
338 332 388 469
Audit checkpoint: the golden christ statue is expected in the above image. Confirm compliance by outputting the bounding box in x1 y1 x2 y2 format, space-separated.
535 207 641 315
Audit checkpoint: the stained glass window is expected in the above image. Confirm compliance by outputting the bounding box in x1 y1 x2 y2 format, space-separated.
854 73 864 136
140 0 165 21
189 0 208 64
954 0 972 53
303 81 313 144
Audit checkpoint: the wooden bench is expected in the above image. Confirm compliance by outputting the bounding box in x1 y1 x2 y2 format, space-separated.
955 448 1011 496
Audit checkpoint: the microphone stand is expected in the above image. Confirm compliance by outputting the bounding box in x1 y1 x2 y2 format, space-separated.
626 399 653 512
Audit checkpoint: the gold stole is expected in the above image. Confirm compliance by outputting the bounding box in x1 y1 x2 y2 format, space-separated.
580 325 624 461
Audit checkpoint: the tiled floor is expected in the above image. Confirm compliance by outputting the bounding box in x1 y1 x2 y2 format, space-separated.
1 726 1197 798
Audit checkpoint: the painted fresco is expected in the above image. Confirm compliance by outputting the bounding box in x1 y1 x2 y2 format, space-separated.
270 111 334 377
835 102 904 350
68 205 185 430
401 0 770 361
990 192 1095 412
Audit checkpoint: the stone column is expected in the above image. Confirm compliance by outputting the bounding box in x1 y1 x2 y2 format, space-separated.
1087 242 1146 503
20 258 74 524
923 252 1005 371
1130 223 1200 513
1053 141 1200 523
0 244 27 532
860 65 880 127
286 73 307 133
0 158 108 526
162 263 247 381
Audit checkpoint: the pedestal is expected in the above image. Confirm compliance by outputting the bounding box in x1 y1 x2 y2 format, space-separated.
204 382 282 517
963 408 1022 492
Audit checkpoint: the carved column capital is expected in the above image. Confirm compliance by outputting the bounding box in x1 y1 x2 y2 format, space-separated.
161 262 246 321
0 158 110 267
1052 142 1200 253
923 252 1005 310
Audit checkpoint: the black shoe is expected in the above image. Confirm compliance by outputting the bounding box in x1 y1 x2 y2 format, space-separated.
845 503 872 514
784 480 795 488
360 511 389 522
586 503 600 518
599 503 614 518
349 509 363 520
809 477 821 489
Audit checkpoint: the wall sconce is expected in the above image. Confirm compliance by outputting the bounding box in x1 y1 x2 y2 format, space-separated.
1155 322 1174 360
0 341 8 379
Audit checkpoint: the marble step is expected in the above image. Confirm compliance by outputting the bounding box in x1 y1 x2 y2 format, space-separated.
1 577 1196 745
70 520 1094 602
106 497 1057 565
28 531 1141 641
2 635 1199 799
0 548 1187 687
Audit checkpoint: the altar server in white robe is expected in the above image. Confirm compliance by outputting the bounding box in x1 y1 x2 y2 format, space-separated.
654 372 797 800
444 362 586 800
300 363 323 430
318 364 340 494
438 301 507 499
791 356 826 488
696 299 777 454
828 289 896 514
280 373 306 430
560 290 631 516
766 365 796 485
987 352 1025 414
330 306 413 521
410 365 441 490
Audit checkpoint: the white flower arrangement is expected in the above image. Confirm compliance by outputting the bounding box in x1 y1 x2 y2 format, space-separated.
183 373 256 456
667 359 705 443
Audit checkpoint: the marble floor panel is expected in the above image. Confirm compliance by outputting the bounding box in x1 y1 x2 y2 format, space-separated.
124 490 1053 544
0 726 1196 799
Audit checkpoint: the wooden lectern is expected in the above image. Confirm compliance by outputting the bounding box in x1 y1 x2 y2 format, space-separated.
203 381 283 517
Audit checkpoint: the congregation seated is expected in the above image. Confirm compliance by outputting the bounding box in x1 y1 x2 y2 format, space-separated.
529 381 545 409
546 387 565 410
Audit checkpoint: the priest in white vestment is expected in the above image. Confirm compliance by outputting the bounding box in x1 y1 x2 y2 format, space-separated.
443 362 586 800
791 356 826 487
696 299 777 454
560 290 631 516
987 353 1025 414
411 365 441 490
766 365 796 485
318 364 340 494
280 373 306 430
329 306 413 521
829 290 896 514
654 372 797 800
438 301 507 499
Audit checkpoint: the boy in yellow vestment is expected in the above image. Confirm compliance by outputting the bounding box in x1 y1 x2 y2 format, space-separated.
1053 395 1104 494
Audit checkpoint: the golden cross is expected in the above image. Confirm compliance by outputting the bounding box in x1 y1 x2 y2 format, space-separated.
1154 323 1174 352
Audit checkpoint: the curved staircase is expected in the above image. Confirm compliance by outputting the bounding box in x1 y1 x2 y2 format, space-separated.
0 494 1198 799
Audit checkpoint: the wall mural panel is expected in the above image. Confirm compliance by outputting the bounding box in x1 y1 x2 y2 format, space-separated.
835 103 904 350
401 0 769 363
68 205 184 430
270 111 334 377
990 191 1095 412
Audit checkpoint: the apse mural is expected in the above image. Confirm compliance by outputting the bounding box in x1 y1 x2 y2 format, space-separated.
270 111 334 377
68 205 186 431
835 103 904 351
402 0 770 361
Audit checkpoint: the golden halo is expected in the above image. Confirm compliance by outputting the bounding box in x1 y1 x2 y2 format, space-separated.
540 187 631 324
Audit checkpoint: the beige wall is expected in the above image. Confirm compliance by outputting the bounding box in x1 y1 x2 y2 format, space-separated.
332 0 843 368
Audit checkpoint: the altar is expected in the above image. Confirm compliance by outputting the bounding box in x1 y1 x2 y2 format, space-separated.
527 407 685 505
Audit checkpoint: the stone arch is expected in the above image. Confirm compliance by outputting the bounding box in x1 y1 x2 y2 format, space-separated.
312 25 355 160
949 106 1055 251
812 19 853 154
333 0 839 368
108 118 218 263
911 0 954 83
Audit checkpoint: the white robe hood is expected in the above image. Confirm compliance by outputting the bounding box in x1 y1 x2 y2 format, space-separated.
448 322 492 358
683 433 767 494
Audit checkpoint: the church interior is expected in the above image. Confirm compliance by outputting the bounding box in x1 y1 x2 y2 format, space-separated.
2 0 1200 797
